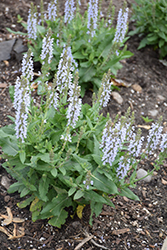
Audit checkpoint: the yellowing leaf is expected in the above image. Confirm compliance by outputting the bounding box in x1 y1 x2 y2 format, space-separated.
76 205 86 219
30 197 40 212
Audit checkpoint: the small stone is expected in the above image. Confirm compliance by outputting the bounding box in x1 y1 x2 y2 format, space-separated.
132 84 142 93
148 109 159 117
136 169 152 182
1 176 11 190
161 237 167 250
157 94 166 103
0 39 16 61
111 91 123 105
4 195 11 202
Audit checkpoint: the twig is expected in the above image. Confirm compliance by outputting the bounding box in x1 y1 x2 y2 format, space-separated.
74 235 93 250
83 229 109 250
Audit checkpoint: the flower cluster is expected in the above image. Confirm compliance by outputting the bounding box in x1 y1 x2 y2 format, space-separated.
87 0 98 37
113 7 129 44
40 29 54 65
66 72 82 128
47 0 58 21
146 119 163 155
21 50 34 83
64 0 76 24
14 76 30 143
116 156 131 179
56 47 73 95
83 171 94 190
27 3 37 40
97 70 112 108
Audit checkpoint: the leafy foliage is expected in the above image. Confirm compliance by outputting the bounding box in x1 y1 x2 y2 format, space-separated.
129 0 167 58
7 0 133 96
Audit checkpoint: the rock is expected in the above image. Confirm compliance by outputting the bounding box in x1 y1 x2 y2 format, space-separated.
4 195 11 203
11 38 28 62
136 169 152 182
1 176 11 190
132 84 142 93
111 91 123 105
157 94 166 103
161 237 167 250
0 39 16 61
148 109 159 117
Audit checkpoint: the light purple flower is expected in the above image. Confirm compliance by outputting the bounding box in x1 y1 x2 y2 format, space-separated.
98 71 112 108
146 122 163 154
57 47 74 94
21 51 34 83
27 8 37 40
113 7 129 44
64 0 76 24
14 77 30 142
66 80 82 128
87 0 98 37
47 0 57 21
160 133 167 152
41 31 54 65
117 156 131 179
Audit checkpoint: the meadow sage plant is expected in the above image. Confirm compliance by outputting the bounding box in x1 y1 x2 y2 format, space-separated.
0 40 167 228
7 0 133 96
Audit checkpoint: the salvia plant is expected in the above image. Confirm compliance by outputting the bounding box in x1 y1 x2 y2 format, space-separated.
129 0 167 58
0 37 167 228
7 0 133 96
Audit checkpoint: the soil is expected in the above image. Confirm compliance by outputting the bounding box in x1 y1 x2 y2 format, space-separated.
0 0 167 250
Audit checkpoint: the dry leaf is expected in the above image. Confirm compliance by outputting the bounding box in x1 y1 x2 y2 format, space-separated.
161 178 167 185
0 226 12 237
12 217 25 223
132 84 142 93
0 83 8 88
112 79 131 87
9 225 25 240
112 228 130 235
2 207 13 225
138 124 151 130
3 60 9 66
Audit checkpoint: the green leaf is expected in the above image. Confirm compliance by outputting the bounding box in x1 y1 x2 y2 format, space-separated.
19 151 26 164
73 51 86 59
80 65 96 82
8 182 23 193
138 37 148 50
51 168 57 177
6 27 27 36
84 190 109 204
74 190 84 200
0 131 19 156
68 187 77 196
48 209 68 228
17 196 34 208
39 177 49 202
92 169 118 194
20 187 30 198
86 115 93 129
119 187 140 201
92 154 102 165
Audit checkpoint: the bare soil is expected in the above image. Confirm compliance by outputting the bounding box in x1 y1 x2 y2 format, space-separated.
0 0 167 250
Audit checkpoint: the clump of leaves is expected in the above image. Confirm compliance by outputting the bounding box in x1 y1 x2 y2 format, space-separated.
129 0 167 58
0 45 167 228
7 0 133 96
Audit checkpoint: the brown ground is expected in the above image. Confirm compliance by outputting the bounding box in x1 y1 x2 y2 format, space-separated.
0 0 167 249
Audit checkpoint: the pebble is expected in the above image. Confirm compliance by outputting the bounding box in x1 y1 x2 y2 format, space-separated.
157 94 166 103
148 109 159 117
1 176 11 189
111 91 123 105
136 169 152 182
161 237 167 250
